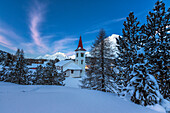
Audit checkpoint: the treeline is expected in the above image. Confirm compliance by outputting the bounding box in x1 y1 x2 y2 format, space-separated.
0 49 65 85
81 0 169 106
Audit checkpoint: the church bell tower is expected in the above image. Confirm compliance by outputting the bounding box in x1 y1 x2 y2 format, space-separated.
75 36 86 76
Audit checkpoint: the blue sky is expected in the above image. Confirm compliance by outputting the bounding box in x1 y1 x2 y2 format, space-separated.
0 0 169 58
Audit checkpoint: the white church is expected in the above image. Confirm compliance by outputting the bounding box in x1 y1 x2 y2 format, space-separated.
55 36 86 78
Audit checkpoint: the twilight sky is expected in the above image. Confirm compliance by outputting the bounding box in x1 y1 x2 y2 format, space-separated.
0 0 169 58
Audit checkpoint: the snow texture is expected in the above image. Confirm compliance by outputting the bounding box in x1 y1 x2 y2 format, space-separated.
0 81 163 113
55 60 73 66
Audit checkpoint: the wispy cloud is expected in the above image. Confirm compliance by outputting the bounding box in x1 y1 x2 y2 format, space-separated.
0 28 23 41
84 17 126 35
53 37 78 53
102 17 126 26
0 35 17 50
84 29 99 34
0 22 23 51
29 1 49 53
65 51 75 56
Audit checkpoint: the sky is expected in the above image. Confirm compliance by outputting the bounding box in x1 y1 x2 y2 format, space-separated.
0 0 170 58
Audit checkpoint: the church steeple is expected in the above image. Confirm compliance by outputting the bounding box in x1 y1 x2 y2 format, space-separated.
75 36 86 77
75 36 86 51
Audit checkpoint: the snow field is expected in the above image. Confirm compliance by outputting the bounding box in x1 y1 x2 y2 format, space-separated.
0 81 162 113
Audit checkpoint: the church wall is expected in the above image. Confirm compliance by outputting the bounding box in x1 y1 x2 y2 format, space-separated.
75 51 86 73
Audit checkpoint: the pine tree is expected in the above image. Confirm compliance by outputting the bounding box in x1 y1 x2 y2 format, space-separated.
144 0 170 100
34 65 44 85
12 49 28 84
126 53 162 106
1 53 14 82
81 29 113 91
115 12 162 105
116 12 140 86
44 60 65 85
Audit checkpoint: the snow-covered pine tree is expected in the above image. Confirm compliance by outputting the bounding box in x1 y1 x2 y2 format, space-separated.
1 53 14 82
44 60 65 85
126 52 162 106
34 65 44 85
116 12 140 86
12 49 28 84
144 0 170 100
81 29 113 91
81 57 101 90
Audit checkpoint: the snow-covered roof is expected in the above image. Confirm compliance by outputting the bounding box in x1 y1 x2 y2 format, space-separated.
27 61 48 68
63 63 82 71
55 60 73 67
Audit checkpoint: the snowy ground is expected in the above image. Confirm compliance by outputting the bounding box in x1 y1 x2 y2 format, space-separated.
64 77 82 88
0 81 164 113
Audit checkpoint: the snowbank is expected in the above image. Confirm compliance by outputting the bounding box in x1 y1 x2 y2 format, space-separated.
0 81 162 113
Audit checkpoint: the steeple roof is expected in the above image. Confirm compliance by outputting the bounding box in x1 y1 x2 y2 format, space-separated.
75 36 86 51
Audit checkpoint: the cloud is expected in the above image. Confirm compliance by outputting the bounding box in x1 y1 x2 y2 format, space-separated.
102 17 126 25
84 17 126 35
84 29 99 34
53 37 78 53
29 1 49 53
0 35 17 50
0 28 23 41
65 51 75 56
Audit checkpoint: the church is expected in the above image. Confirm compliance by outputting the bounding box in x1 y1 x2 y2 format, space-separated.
55 36 86 78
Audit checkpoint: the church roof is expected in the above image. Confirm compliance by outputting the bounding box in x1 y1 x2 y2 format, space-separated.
55 60 73 66
64 63 82 71
75 36 86 51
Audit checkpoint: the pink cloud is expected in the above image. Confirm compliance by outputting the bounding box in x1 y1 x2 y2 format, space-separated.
0 28 23 41
0 35 17 50
65 51 75 56
29 1 48 53
20 42 35 54
53 37 78 53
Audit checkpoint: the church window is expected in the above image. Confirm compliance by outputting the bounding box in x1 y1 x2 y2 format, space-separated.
76 53 78 57
81 60 83 64
71 70 74 74
81 53 84 57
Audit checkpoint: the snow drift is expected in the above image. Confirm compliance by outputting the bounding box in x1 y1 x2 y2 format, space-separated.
0 81 162 113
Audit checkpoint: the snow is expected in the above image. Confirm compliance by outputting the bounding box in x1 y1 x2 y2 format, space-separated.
106 34 120 58
0 81 163 113
85 52 91 57
147 104 166 113
64 63 82 71
55 60 81 71
0 65 2 71
64 77 82 88
55 60 73 66
27 63 46 68
160 99 170 111
68 54 76 59
37 52 68 60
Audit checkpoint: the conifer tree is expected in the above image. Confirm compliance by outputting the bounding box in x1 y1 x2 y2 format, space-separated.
81 29 113 91
12 49 28 84
126 53 162 106
144 0 170 100
116 12 140 86
1 53 14 82
34 65 44 85
44 60 65 85
115 12 162 105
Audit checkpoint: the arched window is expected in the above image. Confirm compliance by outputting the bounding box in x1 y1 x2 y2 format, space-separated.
81 53 84 57
81 60 83 64
76 53 78 57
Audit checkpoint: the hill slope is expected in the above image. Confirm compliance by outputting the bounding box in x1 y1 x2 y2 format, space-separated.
0 82 162 113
